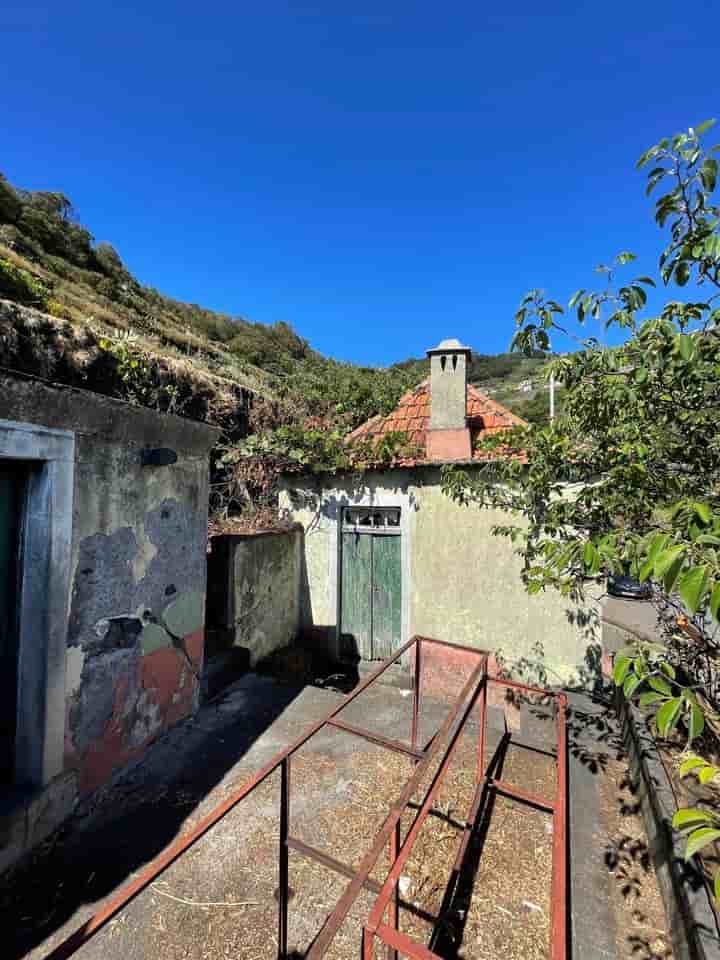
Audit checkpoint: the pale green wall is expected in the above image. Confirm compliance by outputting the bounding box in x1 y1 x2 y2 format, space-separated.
279 467 601 686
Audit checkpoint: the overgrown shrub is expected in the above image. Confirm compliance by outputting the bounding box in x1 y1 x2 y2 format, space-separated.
0 257 51 308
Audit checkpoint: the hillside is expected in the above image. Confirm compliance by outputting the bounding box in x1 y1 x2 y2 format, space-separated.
0 170 554 522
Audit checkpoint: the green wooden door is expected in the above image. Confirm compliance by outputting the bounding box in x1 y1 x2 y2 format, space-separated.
341 531 372 659
340 524 402 661
371 535 401 660
0 462 25 784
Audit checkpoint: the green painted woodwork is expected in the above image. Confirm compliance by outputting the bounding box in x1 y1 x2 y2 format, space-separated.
340 530 401 660
0 462 26 783
341 532 372 659
371 535 401 660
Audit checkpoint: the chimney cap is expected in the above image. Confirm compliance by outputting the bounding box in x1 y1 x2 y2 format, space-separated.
426 337 472 358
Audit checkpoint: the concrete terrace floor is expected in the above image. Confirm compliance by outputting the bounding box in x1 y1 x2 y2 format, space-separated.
1 670 666 960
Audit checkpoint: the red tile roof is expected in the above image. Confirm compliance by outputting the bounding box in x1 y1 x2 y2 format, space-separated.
346 379 526 465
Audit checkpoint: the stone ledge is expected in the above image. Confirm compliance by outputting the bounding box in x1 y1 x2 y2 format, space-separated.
620 695 720 959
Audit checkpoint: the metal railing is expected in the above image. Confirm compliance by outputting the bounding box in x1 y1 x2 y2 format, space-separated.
45 635 567 960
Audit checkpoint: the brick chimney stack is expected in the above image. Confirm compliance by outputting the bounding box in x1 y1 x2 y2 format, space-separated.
425 338 472 461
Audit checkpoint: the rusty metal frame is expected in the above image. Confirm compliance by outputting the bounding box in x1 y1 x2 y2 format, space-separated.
45 636 568 960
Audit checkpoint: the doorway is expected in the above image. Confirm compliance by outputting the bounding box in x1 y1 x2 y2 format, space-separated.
339 507 401 661
0 460 28 784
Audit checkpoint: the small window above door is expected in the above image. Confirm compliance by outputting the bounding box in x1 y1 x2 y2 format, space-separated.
342 507 401 532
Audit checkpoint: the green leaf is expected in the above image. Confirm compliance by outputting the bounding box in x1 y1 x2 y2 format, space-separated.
636 276 656 286
654 544 685 578
679 756 706 777
693 502 712 524
613 655 631 686
713 870 720 903
664 554 686 594
688 702 705 741
639 691 666 707
678 334 694 360
676 262 691 286
695 119 717 136
679 565 708 614
656 697 683 737
699 765 718 785
685 827 720 860
623 673 642 698
660 662 676 680
648 676 672 696
710 584 720 621
673 807 714 830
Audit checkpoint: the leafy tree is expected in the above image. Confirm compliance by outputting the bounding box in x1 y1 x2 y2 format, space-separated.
442 119 720 896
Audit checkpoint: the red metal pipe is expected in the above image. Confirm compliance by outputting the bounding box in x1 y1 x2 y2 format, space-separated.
411 636 422 751
43 635 420 960
364 675 487 939
490 778 556 813
326 716 425 759
387 819 400 960
304 655 488 959
551 693 568 960
374 922 443 960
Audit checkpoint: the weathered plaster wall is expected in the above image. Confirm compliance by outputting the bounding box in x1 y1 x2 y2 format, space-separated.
279 467 601 685
0 371 218 873
206 529 301 667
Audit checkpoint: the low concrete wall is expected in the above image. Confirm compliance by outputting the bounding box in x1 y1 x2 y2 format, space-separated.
207 528 302 667
279 466 601 685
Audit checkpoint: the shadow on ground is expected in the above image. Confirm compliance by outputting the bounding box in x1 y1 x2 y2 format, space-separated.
0 650 357 960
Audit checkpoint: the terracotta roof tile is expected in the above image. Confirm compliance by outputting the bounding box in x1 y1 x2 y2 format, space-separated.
346 382 526 466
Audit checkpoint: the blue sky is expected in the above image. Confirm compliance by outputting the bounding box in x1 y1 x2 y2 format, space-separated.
2 2 718 365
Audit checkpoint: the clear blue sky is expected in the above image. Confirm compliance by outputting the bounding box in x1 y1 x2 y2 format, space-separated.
2 2 718 365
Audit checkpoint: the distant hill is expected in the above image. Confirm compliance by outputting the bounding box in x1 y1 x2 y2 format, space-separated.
392 351 557 424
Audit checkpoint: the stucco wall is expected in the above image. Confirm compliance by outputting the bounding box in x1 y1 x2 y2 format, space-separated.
0 371 218 873
207 529 302 667
279 467 601 686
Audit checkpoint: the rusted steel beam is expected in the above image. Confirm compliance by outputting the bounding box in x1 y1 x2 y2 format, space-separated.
363 675 487 943
510 738 557 759
288 837 382 894
387 819 400 960
411 636 422 751
43 635 420 960
278 757 290 959
413 634 489 659
488 674 557 698
305 656 488 960
491 777 556 813
326 716 425 759
374 922 443 960
551 693 568 960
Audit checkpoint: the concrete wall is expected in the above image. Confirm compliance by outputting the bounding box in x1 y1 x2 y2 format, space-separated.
0 371 218 872
279 466 601 686
207 528 302 667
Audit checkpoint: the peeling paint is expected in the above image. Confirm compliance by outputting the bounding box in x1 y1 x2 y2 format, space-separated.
64 646 85 697
140 622 172 655
161 590 204 638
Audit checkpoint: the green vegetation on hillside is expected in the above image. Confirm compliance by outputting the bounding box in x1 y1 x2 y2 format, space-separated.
0 168 554 524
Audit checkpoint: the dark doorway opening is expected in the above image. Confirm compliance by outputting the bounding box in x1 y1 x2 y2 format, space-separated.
0 460 28 785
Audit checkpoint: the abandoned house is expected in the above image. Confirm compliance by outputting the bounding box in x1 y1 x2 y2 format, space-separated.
280 338 598 683
0 368 218 872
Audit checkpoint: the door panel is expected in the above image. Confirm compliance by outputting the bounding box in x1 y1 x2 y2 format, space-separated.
0 462 25 784
371 535 401 660
340 532 372 660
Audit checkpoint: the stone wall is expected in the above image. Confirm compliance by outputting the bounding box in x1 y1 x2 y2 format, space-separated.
279 466 601 685
206 528 302 667
0 370 218 872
